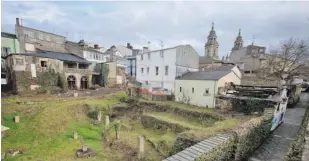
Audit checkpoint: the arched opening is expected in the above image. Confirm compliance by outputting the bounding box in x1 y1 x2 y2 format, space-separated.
81 76 88 90
67 75 76 90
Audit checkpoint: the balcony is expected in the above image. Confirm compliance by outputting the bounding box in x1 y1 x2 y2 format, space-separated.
64 68 90 74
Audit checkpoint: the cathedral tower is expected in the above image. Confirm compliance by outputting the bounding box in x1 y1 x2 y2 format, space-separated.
205 22 219 59
232 29 244 51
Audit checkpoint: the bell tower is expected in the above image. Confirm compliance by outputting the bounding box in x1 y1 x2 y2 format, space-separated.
232 29 244 51
205 22 219 59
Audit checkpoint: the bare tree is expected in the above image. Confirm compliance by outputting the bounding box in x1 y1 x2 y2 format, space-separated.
261 38 309 80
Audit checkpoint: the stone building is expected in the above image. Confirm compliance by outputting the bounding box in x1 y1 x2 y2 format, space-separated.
228 29 268 75
5 52 91 93
199 22 221 70
65 40 110 85
15 18 67 53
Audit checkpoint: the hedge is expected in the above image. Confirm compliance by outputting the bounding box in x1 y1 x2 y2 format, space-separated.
284 105 309 161
141 115 190 133
139 102 224 120
233 108 273 161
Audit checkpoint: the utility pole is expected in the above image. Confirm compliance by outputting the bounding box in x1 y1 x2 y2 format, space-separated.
160 40 164 89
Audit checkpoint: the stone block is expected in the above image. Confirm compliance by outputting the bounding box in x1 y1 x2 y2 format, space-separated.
30 85 40 90
137 136 145 159
74 93 78 97
14 116 20 123
73 132 78 139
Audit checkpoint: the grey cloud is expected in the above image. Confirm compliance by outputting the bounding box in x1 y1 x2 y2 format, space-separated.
2 1 309 58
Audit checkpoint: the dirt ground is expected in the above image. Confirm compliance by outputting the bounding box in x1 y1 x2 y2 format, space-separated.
57 87 124 97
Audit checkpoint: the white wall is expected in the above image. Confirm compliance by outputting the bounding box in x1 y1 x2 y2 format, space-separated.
175 80 217 108
136 45 199 93
83 50 106 63
136 48 177 92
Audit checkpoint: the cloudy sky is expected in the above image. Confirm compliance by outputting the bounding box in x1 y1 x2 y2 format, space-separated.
2 1 309 58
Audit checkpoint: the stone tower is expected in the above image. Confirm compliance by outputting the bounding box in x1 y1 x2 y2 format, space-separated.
205 22 219 59
232 29 244 51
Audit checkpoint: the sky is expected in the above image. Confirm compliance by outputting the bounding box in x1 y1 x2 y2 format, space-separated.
2 1 309 58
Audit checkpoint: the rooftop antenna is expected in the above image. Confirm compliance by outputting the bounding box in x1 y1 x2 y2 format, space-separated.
252 35 255 45
160 40 163 49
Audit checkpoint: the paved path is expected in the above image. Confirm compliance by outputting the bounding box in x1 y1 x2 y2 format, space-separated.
162 133 233 161
249 93 309 161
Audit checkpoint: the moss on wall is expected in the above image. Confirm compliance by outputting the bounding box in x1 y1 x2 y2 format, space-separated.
141 114 190 133
14 67 68 94
216 96 276 115
284 105 309 161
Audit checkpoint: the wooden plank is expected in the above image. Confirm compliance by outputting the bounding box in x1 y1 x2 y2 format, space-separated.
186 148 201 156
181 150 199 158
177 152 195 161
189 146 205 153
173 154 189 161
198 142 212 149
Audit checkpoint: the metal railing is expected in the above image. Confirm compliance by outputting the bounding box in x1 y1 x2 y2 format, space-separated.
64 68 90 74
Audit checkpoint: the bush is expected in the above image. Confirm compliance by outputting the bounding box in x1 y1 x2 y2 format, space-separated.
234 108 273 161
141 115 189 133
284 106 309 161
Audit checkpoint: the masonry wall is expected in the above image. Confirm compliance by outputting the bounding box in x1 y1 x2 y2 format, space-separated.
6 55 68 93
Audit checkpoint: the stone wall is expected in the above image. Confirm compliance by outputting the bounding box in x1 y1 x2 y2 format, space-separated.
215 96 276 115
285 105 309 161
241 76 280 86
164 108 274 161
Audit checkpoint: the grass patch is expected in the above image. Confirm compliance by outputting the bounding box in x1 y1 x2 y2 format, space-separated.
145 112 216 129
140 99 213 113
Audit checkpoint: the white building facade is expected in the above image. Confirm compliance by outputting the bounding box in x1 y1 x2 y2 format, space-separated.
136 45 199 93
175 65 242 108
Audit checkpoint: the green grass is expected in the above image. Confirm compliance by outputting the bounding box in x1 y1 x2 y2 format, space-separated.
1 91 246 161
1 92 126 161
140 99 213 113
145 112 216 130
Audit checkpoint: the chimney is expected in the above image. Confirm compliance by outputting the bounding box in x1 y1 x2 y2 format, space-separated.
21 18 23 26
127 43 133 49
94 44 99 49
16 18 20 26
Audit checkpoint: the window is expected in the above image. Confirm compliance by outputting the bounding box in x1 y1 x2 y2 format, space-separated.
38 33 44 40
68 63 75 68
147 67 149 75
141 54 143 60
145 81 148 85
148 53 151 60
244 71 250 74
45 35 50 41
24 30 34 38
192 88 194 93
95 54 98 60
160 51 164 57
40 61 47 67
180 87 182 92
155 66 159 75
165 65 169 75
141 68 144 74
1 47 11 57
204 88 209 95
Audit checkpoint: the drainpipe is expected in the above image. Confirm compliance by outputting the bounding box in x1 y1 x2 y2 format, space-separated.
212 81 217 108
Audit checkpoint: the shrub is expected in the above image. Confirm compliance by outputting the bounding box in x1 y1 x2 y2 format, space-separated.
141 115 189 133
